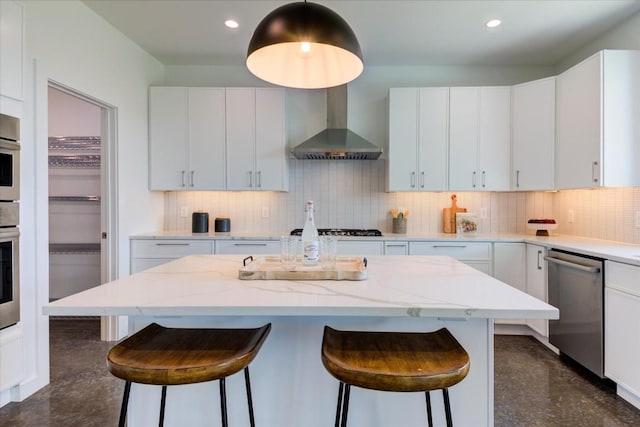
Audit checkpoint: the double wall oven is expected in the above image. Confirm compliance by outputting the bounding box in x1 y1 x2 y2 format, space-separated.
0 113 20 330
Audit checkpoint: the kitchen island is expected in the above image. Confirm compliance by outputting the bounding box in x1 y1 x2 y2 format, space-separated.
44 255 558 427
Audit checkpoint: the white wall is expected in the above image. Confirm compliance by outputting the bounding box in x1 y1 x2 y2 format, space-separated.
4 0 164 405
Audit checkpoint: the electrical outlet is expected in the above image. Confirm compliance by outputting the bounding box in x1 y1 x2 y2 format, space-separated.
180 206 189 218
567 209 575 223
261 206 270 219
635 211 640 229
479 207 488 219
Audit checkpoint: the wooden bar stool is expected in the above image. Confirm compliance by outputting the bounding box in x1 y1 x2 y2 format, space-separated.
107 322 271 427
321 326 470 427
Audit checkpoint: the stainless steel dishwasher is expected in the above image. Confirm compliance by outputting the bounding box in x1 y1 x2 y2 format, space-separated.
545 249 605 377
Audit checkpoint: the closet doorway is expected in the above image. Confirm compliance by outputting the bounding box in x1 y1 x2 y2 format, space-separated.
47 83 119 340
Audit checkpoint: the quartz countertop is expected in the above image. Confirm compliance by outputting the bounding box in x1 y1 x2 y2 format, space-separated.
130 232 640 266
43 255 558 319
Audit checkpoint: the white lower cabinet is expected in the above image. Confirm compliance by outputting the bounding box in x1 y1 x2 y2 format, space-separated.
409 241 492 274
130 239 214 273
493 243 526 325
605 261 640 408
384 241 408 255
525 244 548 337
337 241 384 255
215 240 279 255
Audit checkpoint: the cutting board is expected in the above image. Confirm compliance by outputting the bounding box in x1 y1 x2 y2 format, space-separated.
443 195 467 233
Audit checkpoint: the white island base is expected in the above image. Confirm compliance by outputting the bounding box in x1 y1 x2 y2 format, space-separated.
127 315 492 427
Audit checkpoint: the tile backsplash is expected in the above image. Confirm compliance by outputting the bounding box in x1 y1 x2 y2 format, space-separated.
164 160 639 244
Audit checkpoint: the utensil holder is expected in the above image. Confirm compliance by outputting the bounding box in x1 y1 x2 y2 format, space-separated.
392 218 407 234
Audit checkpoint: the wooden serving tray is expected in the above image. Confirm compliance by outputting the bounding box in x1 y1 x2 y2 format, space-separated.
239 256 368 281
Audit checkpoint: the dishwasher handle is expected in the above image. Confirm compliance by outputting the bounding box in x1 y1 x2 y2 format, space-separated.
543 255 601 274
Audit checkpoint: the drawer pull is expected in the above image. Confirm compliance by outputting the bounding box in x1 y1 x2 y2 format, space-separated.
432 245 468 248
386 244 407 247
156 243 190 246
234 243 268 247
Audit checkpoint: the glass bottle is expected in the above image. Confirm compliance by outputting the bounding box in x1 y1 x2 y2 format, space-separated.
301 200 319 266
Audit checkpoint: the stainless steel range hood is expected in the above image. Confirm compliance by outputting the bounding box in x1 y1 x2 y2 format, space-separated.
291 85 382 160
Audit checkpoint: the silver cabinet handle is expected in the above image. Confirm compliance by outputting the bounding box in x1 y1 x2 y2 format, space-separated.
411 171 416 188
432 245 467 248
234 243 268 247
248 171 253 187
386 244 407 247
537 250 542 270
482 170 486 188
181 170 186 187
257 171 262 188
592 161 599 183
516 170 520 188
156 243 190 246
420 171 425 188
190 170 195 187
544 255 600 273
472 171 477 188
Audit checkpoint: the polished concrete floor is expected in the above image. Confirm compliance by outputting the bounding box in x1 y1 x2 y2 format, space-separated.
1 318 640 426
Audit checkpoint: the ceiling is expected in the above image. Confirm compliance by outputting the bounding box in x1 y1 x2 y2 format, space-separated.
82 0 640 67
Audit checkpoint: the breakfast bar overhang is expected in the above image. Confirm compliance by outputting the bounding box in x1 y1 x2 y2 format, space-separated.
44 255 558 427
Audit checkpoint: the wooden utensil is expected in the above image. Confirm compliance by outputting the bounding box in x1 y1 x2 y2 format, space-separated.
443 194 467 233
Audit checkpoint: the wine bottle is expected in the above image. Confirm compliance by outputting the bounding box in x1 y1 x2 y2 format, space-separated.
301 200 319 266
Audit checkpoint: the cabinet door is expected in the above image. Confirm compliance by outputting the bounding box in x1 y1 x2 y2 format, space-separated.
418 88 449 190
149 87 188 190
512 78 555 190
226 88 256 190
255 88 287 191
494 243 526 325
555 53 602 189
478 87 510 191
0 0 23 101
525 244 548 337
387 88 419 191
188 88 226 190
449 87 479 190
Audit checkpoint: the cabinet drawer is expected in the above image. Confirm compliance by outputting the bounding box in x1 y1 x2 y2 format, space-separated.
384 241 408 255
337 241 384 256
409 242 491 260
606 261 640 296
131 240 213 258
215 240 279 255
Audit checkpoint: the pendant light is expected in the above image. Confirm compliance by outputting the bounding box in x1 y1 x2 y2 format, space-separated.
246 1 363 89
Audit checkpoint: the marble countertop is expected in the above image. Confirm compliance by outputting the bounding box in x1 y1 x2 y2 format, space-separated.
43 255 558 319
130 232 640 266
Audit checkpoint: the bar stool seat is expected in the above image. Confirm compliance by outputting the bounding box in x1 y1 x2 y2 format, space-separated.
321 326 469 427
107 322 271 427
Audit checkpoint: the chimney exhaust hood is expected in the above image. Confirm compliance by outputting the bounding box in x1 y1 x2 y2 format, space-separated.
291 85 382 160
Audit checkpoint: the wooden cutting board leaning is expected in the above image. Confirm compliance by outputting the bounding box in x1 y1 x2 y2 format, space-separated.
443 194 467 233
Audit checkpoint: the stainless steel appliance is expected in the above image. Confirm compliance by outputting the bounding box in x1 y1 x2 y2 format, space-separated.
0 201 19 329
545 249 605 377
290 228 382 237
0 113 21 201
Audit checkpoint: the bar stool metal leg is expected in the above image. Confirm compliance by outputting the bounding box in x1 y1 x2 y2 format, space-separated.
425 391 433 427
244 367 256 427
334 382 344 427
443 388 453 427
220 378 228 427
118 381 132 427
340 384 351 427
159 385 167 427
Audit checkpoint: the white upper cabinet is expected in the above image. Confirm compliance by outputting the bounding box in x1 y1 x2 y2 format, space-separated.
226 88 287 191
149 87 226 190
556 50 640 189
449 87 510 191
511 77 556 191
0 0 23 101
387 88 448 191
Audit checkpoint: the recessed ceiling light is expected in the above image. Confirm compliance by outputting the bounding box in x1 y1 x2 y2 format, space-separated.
225 19 239 29
486 19 502 28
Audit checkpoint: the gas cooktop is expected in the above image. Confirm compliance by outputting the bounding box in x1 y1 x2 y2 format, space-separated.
290 228 383 237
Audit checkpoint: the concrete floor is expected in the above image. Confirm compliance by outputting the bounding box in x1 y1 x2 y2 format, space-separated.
1 318 639 426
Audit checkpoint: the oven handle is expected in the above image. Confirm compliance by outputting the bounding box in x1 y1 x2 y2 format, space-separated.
543 255 601 274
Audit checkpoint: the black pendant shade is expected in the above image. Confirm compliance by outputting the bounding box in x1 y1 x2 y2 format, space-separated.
246 2 363 89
